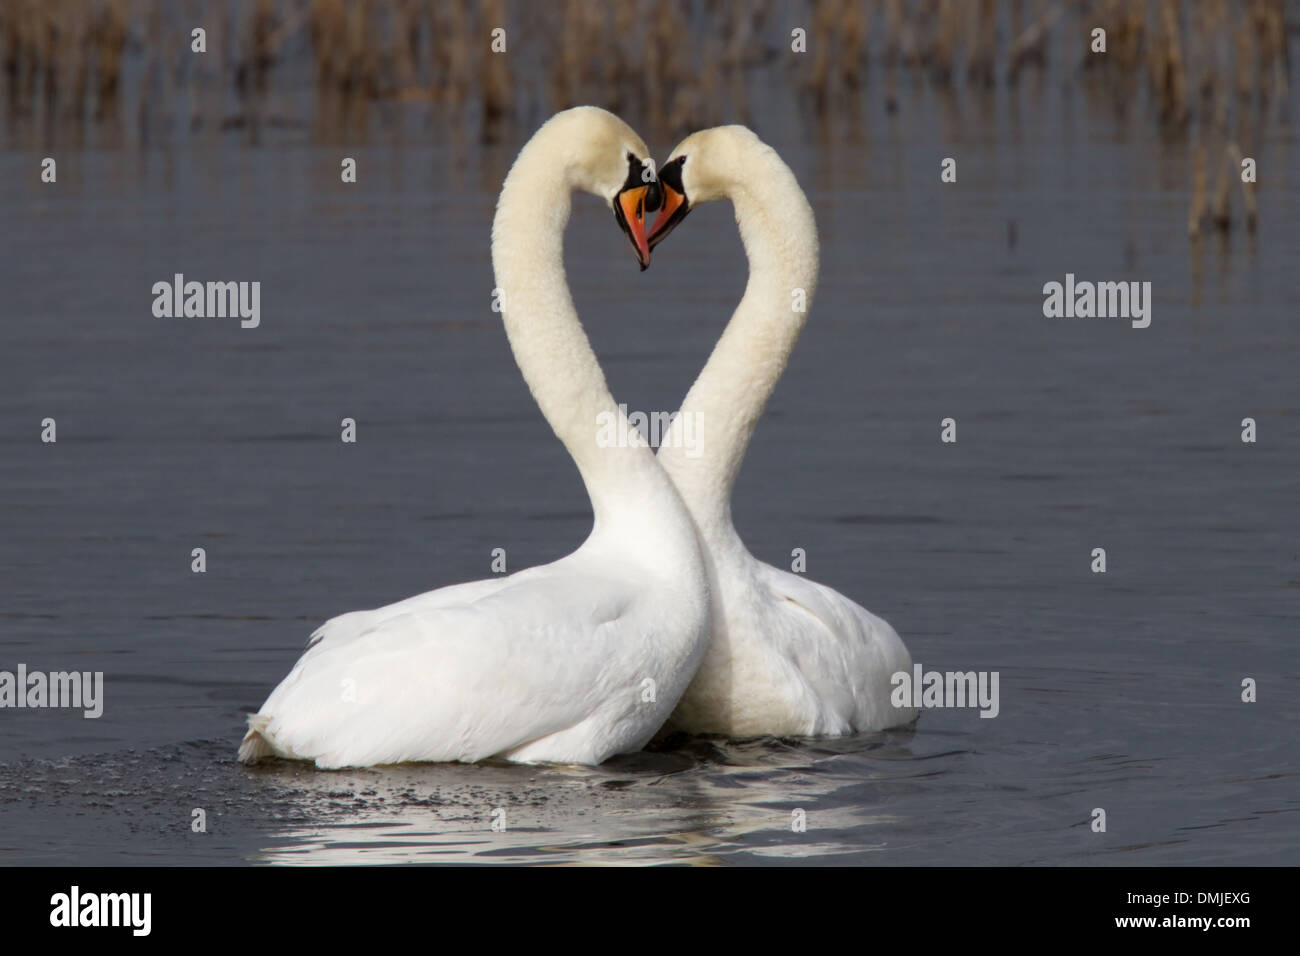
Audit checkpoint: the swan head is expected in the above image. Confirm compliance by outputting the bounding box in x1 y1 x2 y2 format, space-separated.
549 107 661 270
647 125 772 251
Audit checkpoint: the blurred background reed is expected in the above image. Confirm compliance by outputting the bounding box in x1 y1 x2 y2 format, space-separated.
0 0 1293 235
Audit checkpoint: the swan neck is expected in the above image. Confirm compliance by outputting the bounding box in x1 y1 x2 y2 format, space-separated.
490 136 687 543
660 168 819 539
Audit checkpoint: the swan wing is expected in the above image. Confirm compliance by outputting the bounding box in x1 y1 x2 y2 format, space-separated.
757 562 915 733
243 559 663 768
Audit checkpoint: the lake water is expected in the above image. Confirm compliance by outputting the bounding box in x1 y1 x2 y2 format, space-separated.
1 64 1297 864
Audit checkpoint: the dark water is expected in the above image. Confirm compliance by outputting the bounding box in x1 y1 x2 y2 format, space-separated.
2 80 1297 864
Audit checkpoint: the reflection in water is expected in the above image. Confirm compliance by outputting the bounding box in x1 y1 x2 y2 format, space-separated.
244 730 920 865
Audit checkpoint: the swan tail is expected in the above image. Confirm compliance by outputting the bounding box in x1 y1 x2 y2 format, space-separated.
238 714 275 764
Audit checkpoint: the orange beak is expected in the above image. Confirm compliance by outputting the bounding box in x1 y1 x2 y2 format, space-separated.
616 185 653 270
647 182 690 251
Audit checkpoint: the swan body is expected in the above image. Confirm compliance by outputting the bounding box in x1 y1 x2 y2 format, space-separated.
239 108 710 768
649 126 916 737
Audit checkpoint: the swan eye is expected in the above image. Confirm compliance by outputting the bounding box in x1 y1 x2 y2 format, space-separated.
622 152 653 192
659 157 686 196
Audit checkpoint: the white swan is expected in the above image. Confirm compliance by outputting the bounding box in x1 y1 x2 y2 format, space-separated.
647 126 916 737
239 107 710 768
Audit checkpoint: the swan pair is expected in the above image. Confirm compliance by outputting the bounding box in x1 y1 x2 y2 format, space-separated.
239 108 914 769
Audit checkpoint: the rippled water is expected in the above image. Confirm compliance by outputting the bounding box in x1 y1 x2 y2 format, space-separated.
2 76 1297 864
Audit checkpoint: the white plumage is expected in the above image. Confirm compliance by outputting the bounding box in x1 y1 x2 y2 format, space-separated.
651 127 917 737
240 108 710 768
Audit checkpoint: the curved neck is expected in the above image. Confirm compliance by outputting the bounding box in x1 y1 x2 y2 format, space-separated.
658 164 819 544
490 132 687 544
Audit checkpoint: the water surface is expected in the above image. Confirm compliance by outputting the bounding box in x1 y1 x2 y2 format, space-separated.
2 67 1297 865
